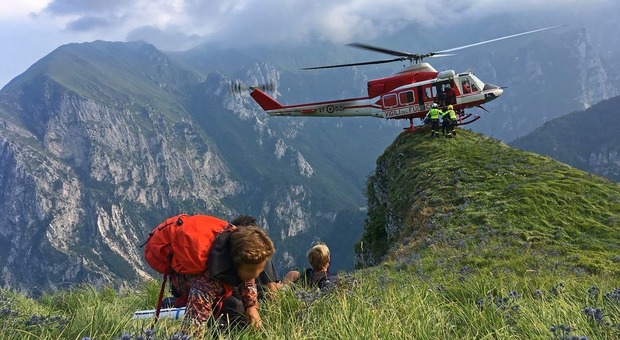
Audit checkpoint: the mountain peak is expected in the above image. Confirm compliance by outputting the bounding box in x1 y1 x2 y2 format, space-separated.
1 40 199 104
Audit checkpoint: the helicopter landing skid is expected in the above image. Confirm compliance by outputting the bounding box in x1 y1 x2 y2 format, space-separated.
403 118 416 133
456 115 481 126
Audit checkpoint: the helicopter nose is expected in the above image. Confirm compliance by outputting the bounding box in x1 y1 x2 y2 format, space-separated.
483 84 503 102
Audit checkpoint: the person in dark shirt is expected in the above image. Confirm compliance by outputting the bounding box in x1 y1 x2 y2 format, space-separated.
445 85 457 105
285 243 339 289
437 87 447 107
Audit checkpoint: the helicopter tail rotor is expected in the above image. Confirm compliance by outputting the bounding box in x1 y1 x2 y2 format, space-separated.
229 81 276 94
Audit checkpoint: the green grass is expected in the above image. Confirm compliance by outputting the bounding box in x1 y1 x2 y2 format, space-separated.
357 129 620 276
2 124 618 339
1 268 619 339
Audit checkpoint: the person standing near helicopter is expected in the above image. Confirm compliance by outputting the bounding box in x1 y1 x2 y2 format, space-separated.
445 85 456 105
425 103 443 138
441 111 451 138
443 105 458 137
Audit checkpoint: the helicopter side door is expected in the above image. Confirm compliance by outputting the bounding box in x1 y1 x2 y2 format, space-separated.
417 86 425 107
435 80 454 106
423 85 437 104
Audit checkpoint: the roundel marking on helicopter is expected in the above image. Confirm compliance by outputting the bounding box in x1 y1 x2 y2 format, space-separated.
326 105 335 113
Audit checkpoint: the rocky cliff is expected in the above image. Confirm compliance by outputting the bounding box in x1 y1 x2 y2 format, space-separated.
0 41 398 293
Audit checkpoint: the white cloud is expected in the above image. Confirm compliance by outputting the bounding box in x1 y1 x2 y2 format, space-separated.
119 0 616 47
0 0 618 87
14 0 620 47
0 0 50 20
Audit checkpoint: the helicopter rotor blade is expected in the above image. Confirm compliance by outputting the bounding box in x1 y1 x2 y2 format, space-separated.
250 83 275 92
301 57 404 70
347 42 418 58
302 25 562 71
436 25 565 54
427 53 457 58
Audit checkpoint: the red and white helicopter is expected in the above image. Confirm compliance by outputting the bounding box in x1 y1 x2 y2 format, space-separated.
240 26 561 131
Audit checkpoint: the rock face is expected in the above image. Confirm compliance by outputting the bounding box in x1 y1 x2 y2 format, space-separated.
0 41 399 293
0 42 237 291
511 95 620 182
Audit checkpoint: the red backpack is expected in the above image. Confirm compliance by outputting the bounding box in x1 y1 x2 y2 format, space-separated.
142 214 230 320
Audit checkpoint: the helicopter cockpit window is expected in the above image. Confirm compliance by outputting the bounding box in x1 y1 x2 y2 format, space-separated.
471 83 479 92
399 91 415 105
461 79 472 94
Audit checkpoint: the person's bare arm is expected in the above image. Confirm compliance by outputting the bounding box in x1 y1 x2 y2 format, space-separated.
284 270 300 285
239 279 261 329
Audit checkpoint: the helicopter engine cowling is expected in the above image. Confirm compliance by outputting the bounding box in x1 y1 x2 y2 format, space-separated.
437 70 456 79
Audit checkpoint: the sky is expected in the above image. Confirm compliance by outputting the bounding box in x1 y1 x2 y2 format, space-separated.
0 0 617 88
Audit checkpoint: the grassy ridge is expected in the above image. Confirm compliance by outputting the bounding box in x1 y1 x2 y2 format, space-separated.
357 130 620 276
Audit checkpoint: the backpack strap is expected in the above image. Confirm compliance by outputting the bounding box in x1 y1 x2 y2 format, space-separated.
153 273 168 323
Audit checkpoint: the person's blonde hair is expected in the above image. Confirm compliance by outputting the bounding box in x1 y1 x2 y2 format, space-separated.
230 226 275 265
307 243 330 270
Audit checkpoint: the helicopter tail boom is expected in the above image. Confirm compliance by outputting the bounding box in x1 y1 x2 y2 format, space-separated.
250 89 384 118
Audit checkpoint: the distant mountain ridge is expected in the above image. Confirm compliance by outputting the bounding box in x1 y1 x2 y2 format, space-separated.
1 17 619 292
511 95 620 182
0 40 399 292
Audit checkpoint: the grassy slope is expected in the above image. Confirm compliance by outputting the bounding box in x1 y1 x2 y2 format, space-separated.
1 271 619 339
2 129 619 339
358 130 620 276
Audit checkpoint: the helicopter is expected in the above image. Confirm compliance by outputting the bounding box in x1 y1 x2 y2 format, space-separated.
239 25 563 131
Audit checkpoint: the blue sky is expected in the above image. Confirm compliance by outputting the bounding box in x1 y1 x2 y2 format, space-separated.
0 0 616 88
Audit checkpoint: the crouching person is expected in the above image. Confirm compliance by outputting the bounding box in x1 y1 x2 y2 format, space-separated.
164 215 281 309
231 215 282 299
182 225 275 335
285 243 339 289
